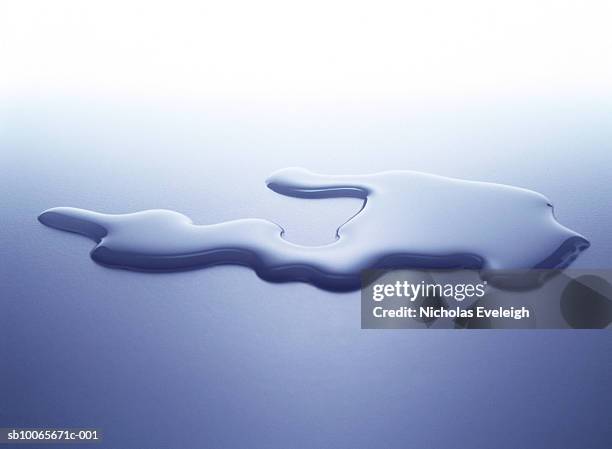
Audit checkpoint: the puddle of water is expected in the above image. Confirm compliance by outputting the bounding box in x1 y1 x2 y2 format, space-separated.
38 168 589 291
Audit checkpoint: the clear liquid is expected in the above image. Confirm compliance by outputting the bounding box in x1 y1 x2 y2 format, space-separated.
38 168 589 291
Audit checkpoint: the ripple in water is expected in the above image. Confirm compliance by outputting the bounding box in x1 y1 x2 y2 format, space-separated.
38 168 589 291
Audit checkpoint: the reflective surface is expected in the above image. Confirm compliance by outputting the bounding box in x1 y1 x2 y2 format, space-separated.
2 95 611 449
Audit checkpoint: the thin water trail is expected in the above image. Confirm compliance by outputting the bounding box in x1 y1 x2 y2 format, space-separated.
38 168 589 291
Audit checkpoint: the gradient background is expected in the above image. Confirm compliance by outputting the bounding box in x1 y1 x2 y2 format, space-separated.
1 2 611 448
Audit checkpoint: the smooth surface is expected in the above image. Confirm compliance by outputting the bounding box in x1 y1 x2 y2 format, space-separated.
2 95 611 448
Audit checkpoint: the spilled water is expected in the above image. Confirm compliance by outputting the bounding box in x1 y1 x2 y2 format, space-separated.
38 168 589 291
